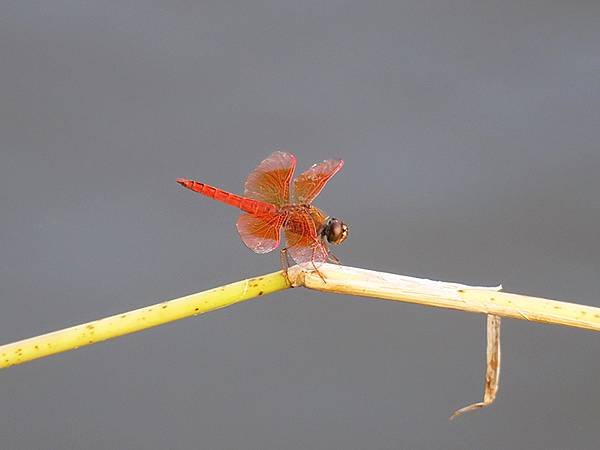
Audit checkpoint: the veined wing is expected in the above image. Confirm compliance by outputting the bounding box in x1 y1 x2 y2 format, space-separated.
293 159 343 205
244 151 296 207
236 212 286 254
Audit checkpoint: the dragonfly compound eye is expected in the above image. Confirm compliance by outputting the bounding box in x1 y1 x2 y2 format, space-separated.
326 218 348 245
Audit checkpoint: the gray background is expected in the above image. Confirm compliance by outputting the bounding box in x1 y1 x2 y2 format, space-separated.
1 1 599 449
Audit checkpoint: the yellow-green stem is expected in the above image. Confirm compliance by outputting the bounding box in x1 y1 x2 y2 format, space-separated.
0 270 290 369
3 263 600 371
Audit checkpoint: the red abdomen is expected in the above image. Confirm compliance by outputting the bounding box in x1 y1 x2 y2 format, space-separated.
177 178 277 215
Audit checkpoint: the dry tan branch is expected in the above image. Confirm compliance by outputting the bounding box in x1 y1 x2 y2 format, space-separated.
289 264 600 332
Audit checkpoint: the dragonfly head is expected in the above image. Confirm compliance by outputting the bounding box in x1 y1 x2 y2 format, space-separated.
323 217 349 245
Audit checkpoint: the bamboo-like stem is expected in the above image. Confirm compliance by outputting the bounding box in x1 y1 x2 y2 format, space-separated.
2 263 600 370
289 264 600 332
0 270 290 369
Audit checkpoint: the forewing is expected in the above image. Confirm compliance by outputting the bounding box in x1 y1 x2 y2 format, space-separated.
293 159 343 204
283 211 329 264
244 151 296 207
236 213 285 254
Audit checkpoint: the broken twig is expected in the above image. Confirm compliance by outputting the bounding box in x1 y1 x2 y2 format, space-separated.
450 314 501 419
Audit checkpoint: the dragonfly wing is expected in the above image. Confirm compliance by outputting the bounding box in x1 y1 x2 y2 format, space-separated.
283 211 329 264
236 213 286 254
244 151 296 207
293 159 344 204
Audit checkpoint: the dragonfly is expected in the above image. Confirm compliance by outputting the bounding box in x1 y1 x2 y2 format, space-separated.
177 151 348 279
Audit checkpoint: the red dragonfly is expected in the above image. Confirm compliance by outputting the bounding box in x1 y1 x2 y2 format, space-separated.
177 151 348 276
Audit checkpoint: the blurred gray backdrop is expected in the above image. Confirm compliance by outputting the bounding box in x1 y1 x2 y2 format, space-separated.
1 1 599 449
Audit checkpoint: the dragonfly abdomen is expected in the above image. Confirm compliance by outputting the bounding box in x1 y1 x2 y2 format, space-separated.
177 178 276 215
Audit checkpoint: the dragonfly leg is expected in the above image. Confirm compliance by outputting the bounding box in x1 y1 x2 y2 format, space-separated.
311 246 327 284
280 248 292 285
327 252 341 265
